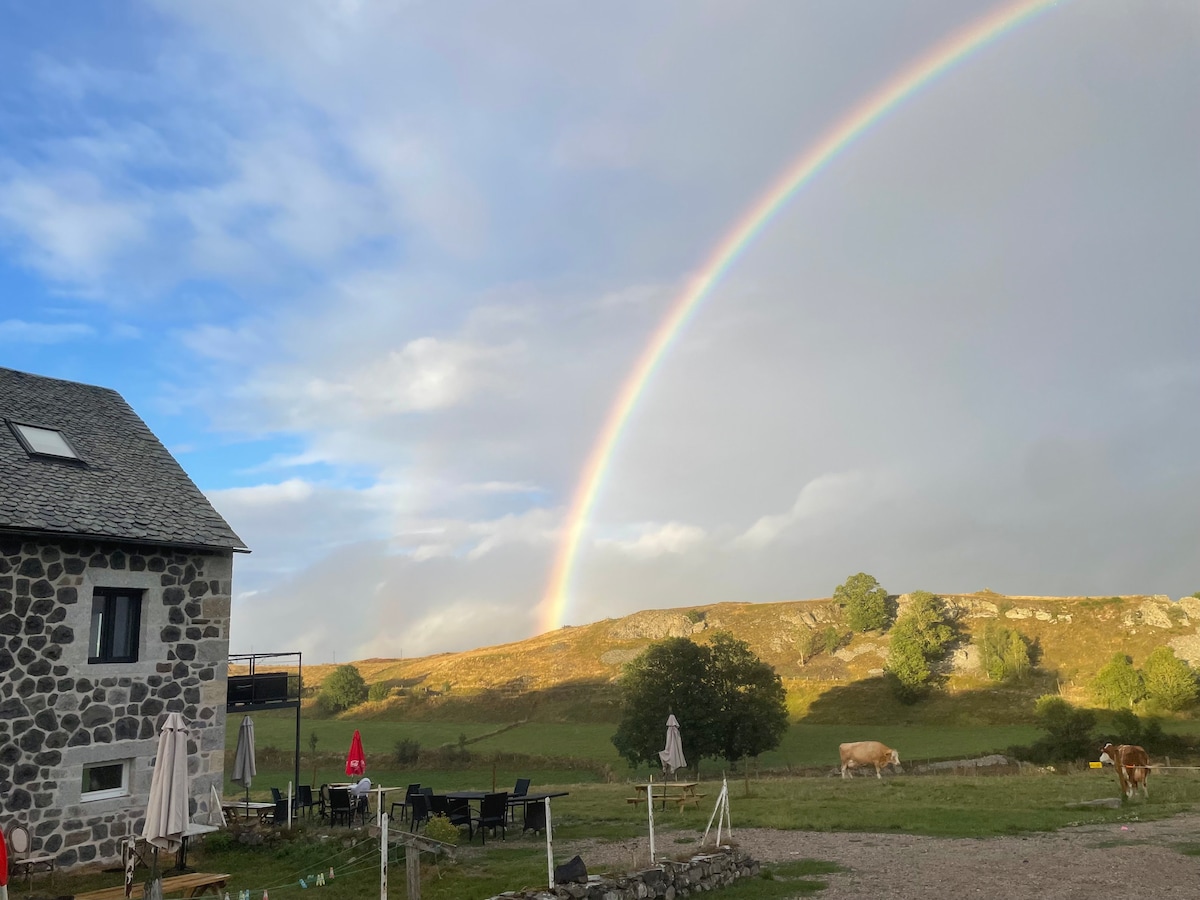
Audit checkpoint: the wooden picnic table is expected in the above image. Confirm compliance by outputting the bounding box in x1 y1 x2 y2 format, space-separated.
72 871 231 900
626 782 705 811
220 800 275 821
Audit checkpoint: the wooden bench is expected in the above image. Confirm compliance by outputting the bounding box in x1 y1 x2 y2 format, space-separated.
73 871 232 900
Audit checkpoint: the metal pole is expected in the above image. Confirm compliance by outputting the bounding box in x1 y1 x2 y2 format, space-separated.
294 654 302 808
380 813 388 900
647 776 655 864
544 798 554 890
287 782 293 830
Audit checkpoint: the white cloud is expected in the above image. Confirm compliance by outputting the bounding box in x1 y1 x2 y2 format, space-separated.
0 173 148 285
598 521 708 558
291 337 512 421
210 478 316 508
0 319 94 343
736 472 895 548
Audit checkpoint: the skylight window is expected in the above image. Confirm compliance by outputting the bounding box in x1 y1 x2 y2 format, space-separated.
9 421 80 459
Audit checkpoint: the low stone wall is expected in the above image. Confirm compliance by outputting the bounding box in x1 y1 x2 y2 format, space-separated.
486 850 758 900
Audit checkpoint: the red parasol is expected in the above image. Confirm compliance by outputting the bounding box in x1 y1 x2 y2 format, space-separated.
345 730 366 777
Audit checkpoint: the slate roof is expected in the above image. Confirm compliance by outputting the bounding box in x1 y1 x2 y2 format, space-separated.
0 367 247 552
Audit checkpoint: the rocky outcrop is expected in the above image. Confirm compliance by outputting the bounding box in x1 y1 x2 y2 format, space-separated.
607 612 696 641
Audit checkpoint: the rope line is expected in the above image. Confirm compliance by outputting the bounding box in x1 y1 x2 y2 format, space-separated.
230 835 380 894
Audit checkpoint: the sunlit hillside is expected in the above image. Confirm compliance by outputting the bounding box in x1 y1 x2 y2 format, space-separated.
269 592 1200 726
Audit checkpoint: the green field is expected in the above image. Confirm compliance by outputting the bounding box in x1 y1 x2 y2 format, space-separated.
231 710 1054 800
58 771 1200 900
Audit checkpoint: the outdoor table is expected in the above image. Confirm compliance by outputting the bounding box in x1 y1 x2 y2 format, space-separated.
514 791 569 833
629 782 703 811
443 790 569 831
220 800 275 821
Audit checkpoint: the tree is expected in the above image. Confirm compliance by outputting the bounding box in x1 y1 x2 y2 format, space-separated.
975 621 1032 681
885 591 953 702
320 664 369 712
834 573 891 632
706 632 789 765
612 634 788 769
1142 647 1198 711
612 638 720 769
1033 695 1096 760
1091 654 1145 710
796 628 821 665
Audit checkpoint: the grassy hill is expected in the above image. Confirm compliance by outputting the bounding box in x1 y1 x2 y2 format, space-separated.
286 591 1200 726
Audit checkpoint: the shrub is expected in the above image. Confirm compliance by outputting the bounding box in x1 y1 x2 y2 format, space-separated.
1142 647 1198 711
320 665 369 712
204 830 236 854
1091 654 1145 710
685 609 706 624
975 622 1032 681
822 626 846 655
368 682 391 702
1010 695 1097 763
424 814 460 845
394 738 420 765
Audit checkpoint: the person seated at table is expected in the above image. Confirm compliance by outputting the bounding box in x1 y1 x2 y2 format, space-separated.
349 777 372 815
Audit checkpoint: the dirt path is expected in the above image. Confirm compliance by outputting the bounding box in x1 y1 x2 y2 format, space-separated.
570 813 1200 898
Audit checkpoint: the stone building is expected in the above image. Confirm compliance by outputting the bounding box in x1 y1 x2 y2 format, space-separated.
0 367 247 870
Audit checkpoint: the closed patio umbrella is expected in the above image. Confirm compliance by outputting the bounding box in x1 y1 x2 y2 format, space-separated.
143 713 191 896
0 824 9 900
658 714 687 778
345 729 366 777
231 716 256 806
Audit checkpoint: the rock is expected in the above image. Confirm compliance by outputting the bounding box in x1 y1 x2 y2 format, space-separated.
554 855 588 885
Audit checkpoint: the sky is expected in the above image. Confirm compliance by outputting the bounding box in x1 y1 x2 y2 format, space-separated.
1 1 1197 663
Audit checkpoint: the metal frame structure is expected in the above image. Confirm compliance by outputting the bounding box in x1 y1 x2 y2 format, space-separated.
227 651 303 795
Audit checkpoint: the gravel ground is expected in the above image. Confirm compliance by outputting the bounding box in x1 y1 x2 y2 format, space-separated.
565 813 1200 898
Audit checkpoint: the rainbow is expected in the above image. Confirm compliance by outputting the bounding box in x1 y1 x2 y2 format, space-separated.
539 0 1063 632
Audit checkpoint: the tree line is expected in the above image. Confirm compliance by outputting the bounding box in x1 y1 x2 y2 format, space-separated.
808 572 1199 710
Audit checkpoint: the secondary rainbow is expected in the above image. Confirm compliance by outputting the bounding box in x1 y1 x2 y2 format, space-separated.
539 0 1063 632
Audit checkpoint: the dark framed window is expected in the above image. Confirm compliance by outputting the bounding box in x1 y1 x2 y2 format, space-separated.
89 588 143 664
82 760 129 801
7 419 82 460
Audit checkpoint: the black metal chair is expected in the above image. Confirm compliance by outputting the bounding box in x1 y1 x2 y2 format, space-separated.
297 784 315 817
408 792 431 832
390 783 421 822
329 787 361 827
509 778 531 824
446 796 474 841
472 792 508 844
270 797 291 825
429 793 450 818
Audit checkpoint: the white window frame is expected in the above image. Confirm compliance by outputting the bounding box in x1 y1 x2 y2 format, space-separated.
81 759 131 802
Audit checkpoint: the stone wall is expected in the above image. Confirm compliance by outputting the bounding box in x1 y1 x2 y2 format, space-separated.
485 850 759 900
0 536 233 870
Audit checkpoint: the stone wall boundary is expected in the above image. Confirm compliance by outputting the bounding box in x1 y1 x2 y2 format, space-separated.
485 849 758 900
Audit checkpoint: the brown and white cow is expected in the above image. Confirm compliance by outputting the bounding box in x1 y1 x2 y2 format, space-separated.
839 741 901 779
1100 742 1150 799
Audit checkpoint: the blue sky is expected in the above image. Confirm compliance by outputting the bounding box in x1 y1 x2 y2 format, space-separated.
2 1 1198 661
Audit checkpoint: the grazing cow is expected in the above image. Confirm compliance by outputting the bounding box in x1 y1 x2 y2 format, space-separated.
1100 742 1150 799
839 741 901 779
